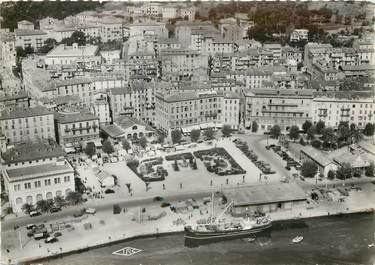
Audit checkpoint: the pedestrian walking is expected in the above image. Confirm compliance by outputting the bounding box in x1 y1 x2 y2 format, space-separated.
163 184 165 190
180 183 182 189
226 178 229 185
242 175 245 182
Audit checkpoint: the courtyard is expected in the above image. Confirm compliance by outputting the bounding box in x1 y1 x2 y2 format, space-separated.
76 138 274 201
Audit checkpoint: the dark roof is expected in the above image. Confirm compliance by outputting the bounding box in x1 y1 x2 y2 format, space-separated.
101 124 124 138
2 140 66 164
15 29 47 36
6 163 73 181
0 106 52 120
55 110 98 124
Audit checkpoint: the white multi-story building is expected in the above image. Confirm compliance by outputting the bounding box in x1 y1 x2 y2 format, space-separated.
162 6 178 19
15 29 48 50
311 92 375 128
290 29 309 42
0 31 16 68
91 92 111 125
44 43 100 67
245 89 314 131
54 108 100 146
1 140 74 213
17 20 35 30
0 106 55 144
155 90 241 135
159 49 208 78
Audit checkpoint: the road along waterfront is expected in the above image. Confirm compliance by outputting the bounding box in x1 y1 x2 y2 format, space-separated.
39 213 375 265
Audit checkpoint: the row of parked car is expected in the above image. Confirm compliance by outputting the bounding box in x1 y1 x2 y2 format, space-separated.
234 139 275 175
26 223 61 243
267 144 301 171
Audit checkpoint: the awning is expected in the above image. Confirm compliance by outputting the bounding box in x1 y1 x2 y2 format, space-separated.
64 147 76 154
93 139 102 147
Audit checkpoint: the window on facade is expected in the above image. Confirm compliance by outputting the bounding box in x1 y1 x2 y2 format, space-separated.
54 178 61 184
24 182 31 189
45 179 51 186
34 181 41 188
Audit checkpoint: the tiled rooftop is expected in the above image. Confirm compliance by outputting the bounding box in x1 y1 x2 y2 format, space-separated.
2 140 65 164
6 163 73 181
0 106 52 120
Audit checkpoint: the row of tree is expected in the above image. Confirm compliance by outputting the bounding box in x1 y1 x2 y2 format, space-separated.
21 191 83 214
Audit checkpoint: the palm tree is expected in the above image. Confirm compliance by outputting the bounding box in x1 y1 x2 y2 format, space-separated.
21 203 34 214
65 191 84 206
54 196 65 208
36 199 53 212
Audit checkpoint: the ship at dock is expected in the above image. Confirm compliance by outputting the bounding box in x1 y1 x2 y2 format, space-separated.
184 199 272 241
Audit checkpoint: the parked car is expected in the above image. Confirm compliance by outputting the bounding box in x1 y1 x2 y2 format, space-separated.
45 236 58 243
265 145 271 150
34 232 48 240
105 189 115 194
29 211 41 217
73 210 84 218
54 232 62 237
300 175 305 181
161 202 171 208
285 166 291 171
85 208 96 214
50 207 61 213
26 224 36 230
153 196 164 202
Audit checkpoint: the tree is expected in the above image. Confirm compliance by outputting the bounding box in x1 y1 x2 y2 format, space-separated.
70 31 86 46
336 162 352 180
190 129 201 142
321 127 336 149
65 191 84 205
139 137 147 149
24 46 34 55
54 196 65 208
351 128 363 144
301 161 318 179
365 162 375 177
122 139 131 153
36 199 53 212
302 121 313 133
102 139 114 154
270 125 281 139
363 123 375 136
307 125 316 140
203 128 215 140
289 125 300 141
21 203 33 214
251 121 259 133
221 125 232 137
337 121 350 143
327 170 335 180
171 129 182 144
85 142 96 157
157 133 165 144
316 120 325 134
38 38 57 54
311 139 322 149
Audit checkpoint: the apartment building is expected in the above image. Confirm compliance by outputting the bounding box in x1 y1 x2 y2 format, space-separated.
127 22 168 39
162 6 178 19
1 140 74 213
311 92 375 128
155 90 241 134
44 43 100 67
54 108 100 146
175 21 216 49
155 90 223 135
245 89 314 131
159 49 208 77
0 91 30 112
15 29 48 50
17 20 35 30
0 31 16 68
91 92 112 125
108 81 155 125
0 106 55 144
290 29 309 42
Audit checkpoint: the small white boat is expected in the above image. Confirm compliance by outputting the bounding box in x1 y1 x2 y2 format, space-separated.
368 243 374 248
292 236 304 243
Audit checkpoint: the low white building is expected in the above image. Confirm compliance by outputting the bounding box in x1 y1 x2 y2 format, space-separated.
44 43 100 66
290 29 309 42
1 140 74 213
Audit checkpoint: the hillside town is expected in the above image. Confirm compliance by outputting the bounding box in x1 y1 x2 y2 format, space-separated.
0 1 375 264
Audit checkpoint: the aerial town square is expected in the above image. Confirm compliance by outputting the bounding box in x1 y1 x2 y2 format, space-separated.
0 1 375 264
